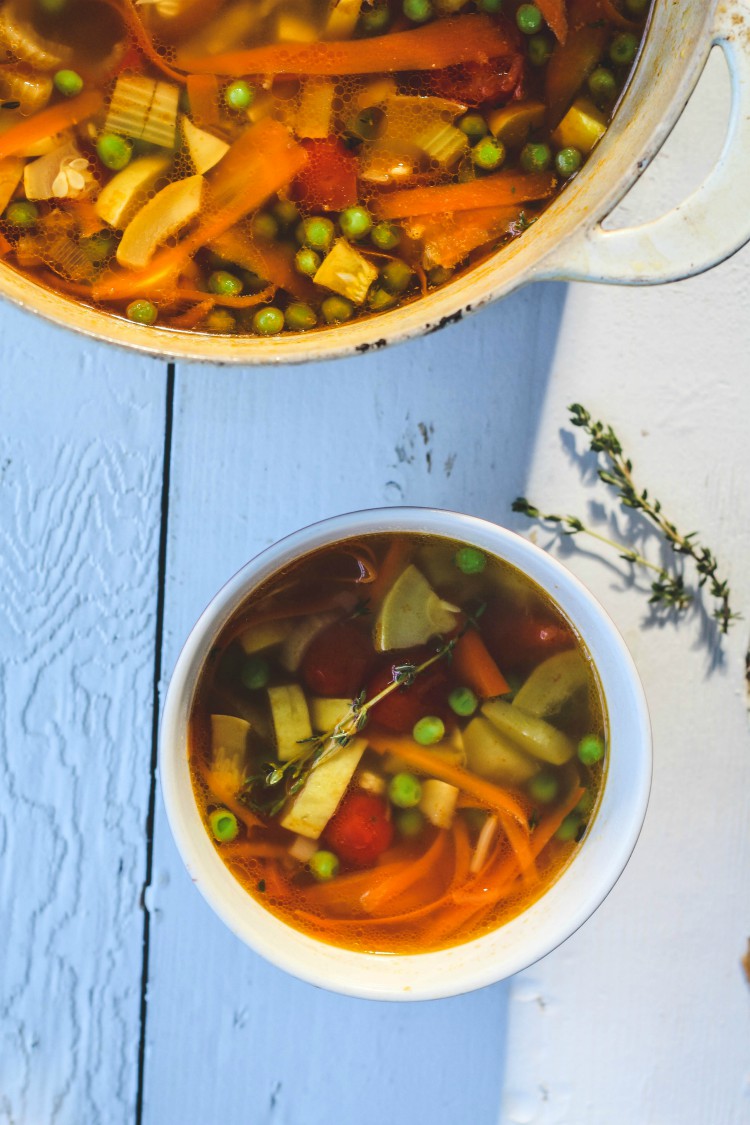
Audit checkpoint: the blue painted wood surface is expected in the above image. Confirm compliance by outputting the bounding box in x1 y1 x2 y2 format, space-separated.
2 48 750 1125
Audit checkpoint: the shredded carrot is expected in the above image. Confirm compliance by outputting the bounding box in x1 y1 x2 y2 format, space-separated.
61 198 105 238
498 809 537 887
0 231 11 256
101 0 188 83
92 119 307 301
164 299 215 330
174 285 276 308
360 828 447 914
366 730 529 829
546 18 608 125
451 629 510 698
179 15 517 77
373 172 556 221
209 229 318 302
0 91 103 160
404 205 522 271
186 74 221 128
537 0 568 43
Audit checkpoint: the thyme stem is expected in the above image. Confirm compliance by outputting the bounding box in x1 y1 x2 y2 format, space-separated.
513 403 738 633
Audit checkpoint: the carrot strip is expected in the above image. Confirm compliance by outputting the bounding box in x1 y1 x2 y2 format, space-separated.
164 299 215 329
174 285 276 308
61 198 105 238
571 0 639 31
451 629 510 698
0 231 12 256
360 828 447 914
546 17 608 125
404 205 521 271
536 0 568 42
180 15 517 77
186 74 221 128
373 172 556 220
0 91 103 160
209 229 318 302
365 539 412 607
92 119 307 301
498 809 537 887
366 730 529 829
101 0 188 83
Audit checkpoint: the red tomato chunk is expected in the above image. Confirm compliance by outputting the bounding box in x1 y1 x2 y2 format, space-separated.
324 791 394 868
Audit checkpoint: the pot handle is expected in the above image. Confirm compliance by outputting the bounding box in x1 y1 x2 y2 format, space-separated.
541 2 750 285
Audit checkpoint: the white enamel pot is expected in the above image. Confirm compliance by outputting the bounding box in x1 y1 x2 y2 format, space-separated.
1 0 749 362
160 508 651 1000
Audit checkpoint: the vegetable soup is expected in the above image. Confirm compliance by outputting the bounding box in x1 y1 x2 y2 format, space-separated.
0 0 650 335
188 533 608 954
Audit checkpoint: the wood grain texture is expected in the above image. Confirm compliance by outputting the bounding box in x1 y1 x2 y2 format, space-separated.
0 304 166 1125
144 284 564 1125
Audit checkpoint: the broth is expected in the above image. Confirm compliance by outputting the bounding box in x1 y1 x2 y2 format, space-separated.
0 0 651 335
187 533 608 954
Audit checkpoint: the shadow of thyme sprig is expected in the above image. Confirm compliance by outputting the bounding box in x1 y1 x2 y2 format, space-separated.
513 403 738 634
240 607 484 816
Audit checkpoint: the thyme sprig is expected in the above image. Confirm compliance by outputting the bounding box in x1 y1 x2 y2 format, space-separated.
513 403 738 633
240 614 480 817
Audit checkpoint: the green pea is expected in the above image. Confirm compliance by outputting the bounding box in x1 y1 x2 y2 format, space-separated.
272 198 299 228
380 259 413 294
448 686 478 717
520 141 552 173
578 734 605 766
208 269 243 296
309 849 340 881
388 772 422 809
321 295 354 323
625 0 649 13
53 69 83 97
209 808 239 842
224 79 255 110
555 813 583 842
301 216 335 251
203 309 236 333
252 211 279 241
555 146 583 178
96 133 132 171
458 113 488 143
5 200 39 228
413 715 445 746
126 299 157 325
478 0 502 12
339 205 372 240
38 0 67 11
454 546 486 574
240 655 270 690
396 808 425 837
368 286 397 312
528 33 554 67
359 2 391 35
609 31 638 66
516 3 542 34
575 788 595 817
428 265 453 286
295 246 320 276
252 306 285 335
588 66 617 103
370 222 401 251
403 0 433 22
351 107 384 141
80 230 116 264
472 137 505 171
527 772 559 804
285 302 318 331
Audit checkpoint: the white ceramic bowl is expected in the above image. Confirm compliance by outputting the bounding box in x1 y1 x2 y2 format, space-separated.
160 507 651 1000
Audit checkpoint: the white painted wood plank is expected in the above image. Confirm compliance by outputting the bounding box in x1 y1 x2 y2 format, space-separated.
0 305 166 1124
145 285 564 1125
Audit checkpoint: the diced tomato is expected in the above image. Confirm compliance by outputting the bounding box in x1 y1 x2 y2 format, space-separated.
366 649 450 734
292 138 359 211
431 54 524 106
115 44 146 75
300 620 375 698
324 790 393 868
482 611 576 674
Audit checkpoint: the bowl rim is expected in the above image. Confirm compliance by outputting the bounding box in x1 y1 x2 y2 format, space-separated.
159 507 652 1000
